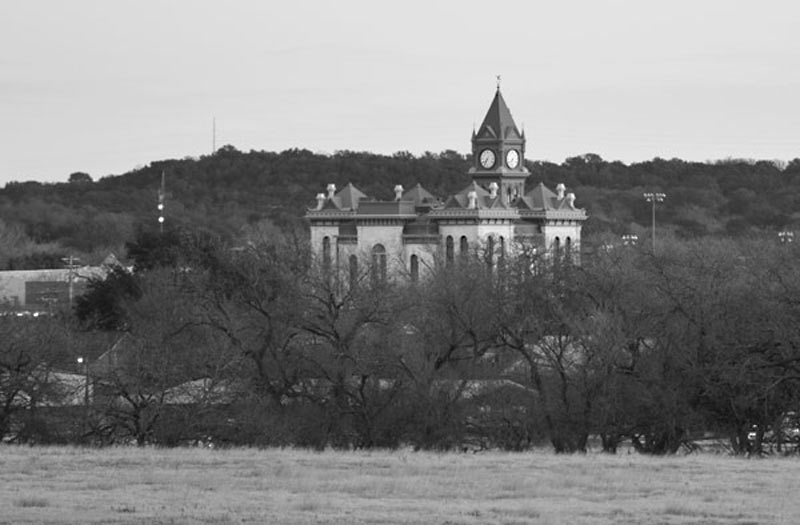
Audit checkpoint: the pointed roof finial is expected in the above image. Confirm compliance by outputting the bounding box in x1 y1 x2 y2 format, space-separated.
496 74 501 90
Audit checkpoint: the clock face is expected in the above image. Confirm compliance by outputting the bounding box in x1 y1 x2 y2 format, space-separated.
479 149 496 169
506 149 520 169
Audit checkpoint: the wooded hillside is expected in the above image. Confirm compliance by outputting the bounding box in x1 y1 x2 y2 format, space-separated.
2 146 799 267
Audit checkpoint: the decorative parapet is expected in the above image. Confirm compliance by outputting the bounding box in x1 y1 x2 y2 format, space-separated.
428 208 520 220
306 209 356 220
517 209 587 221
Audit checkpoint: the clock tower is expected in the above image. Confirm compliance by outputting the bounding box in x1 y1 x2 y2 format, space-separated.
470 87 529 204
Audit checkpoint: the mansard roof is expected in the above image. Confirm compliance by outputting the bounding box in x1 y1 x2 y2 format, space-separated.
402 183 439 207
308 178 585 221
441 181 515 210
518 182 559 210
516 182 586 217
443 181 489 209
307 183 370 215
333 183 368 210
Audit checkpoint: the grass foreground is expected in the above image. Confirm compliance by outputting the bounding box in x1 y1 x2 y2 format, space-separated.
1 446 799 524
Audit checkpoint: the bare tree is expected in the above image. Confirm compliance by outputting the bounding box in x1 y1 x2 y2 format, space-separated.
90 268 232 445
0 315 71 442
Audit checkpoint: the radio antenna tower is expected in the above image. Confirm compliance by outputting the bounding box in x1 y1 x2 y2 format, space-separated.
157 171 166 233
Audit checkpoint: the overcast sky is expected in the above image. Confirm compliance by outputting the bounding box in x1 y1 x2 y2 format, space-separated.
2 0 799 184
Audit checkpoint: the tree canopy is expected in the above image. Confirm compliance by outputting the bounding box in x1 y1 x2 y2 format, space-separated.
2 149 799 267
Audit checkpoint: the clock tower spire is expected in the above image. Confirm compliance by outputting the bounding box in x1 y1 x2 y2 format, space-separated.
470 86 529 203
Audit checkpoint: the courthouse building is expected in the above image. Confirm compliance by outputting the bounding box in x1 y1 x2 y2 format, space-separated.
306 88 587 279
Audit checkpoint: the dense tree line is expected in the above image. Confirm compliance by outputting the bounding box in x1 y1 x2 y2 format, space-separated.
3 229 800 455
2 148 800 268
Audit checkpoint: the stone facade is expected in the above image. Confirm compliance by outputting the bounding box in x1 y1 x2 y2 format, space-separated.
306 88 587 278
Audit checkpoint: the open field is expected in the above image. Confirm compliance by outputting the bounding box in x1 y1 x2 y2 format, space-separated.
1 446 799 524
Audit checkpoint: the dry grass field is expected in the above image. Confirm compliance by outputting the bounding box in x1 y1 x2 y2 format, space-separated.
1 446 799 524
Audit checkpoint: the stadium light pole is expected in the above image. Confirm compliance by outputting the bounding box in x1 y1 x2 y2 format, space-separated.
157 170 166 234
643 193 666 253
622 234 638 247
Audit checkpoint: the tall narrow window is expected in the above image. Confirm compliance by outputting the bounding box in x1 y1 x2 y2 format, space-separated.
554 236 561 255
446 236 454 266
322 236 331 273
486 235 495 269
460 236 469 260
372 244 387 282
349 254 358 288
499 236 506 270
410 254 419 282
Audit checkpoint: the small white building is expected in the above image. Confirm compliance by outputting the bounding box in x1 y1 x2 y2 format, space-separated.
306 88 587 279
0 254 119 312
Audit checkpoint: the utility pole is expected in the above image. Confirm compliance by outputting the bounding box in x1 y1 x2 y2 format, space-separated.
61 255 81 306
643 193 666 253
212 116 216 155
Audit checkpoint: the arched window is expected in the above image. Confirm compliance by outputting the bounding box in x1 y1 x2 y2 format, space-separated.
349 254 358 288
445 236 454 265
565 237 573 264
372 244 387 282
554 236 561 254
499 236 506 270
322 236 331 273
486 235 495 269
410 254 419 282
460 236 469 260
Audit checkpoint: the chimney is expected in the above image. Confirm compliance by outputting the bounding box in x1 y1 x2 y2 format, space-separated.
467 190 478 209
315 193 326 210
488 182 499 199
394 184 404 201
566 193 576 209
326 183 336 199
556 183 566 200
